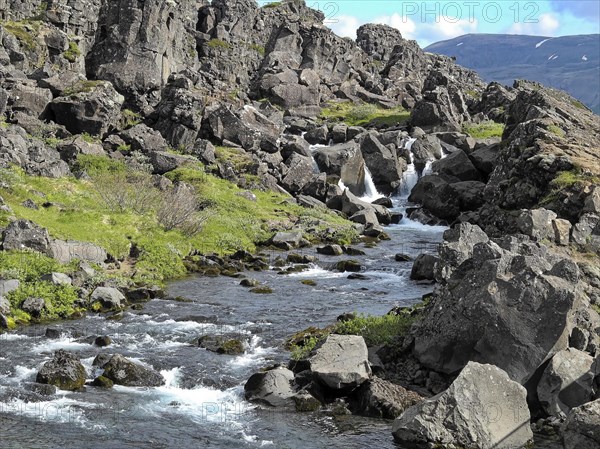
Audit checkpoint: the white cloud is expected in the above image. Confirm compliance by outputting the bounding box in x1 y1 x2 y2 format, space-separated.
326 13 479 47
508 12 560 36
374 14 478 46
328 14 361 39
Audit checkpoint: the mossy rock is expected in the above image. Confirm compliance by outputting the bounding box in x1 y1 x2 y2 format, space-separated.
36 349 86 391
293 393 322 412
301 279 317 286
218 339 244 355
92 375 114 389
336 260 362 272
240 278 260 287
250 286 273 294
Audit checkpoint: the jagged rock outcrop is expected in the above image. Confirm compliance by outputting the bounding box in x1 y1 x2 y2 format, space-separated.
407 224 600 388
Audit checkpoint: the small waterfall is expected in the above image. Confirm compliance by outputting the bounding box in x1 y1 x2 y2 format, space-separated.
309 143 327 174
360 166 382 203
399 138 418 198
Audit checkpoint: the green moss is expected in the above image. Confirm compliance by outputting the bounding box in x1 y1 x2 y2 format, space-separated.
63 41 81 63
250 286 273 294
214 146 255 172
547 124 566 138
290 335 321 360
63 80 104 97
462 121 505 139
262 1 282 7
207 39 231 50
300 279 317 286
320 101 410 127
592 304 600 314
218 339 245 355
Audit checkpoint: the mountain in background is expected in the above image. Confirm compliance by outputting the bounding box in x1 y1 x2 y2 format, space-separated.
426 34 600 114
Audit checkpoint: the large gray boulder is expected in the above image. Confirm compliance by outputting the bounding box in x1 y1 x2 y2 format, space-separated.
411 233 599 386
2 219 51 254
36 350 87 391
408 175 461 221
537 348 599 416
561 398 600 449
308 334 371 390
90 287 125 311
100 354 164 387
392 362 532 449
50 80 124 137
313 141 366 197
49 240 108 265
434 223 489 282
410 254 438 281
431 149 481 181
516 208 558 241
244 367 295 407
360 133 404 192
281 153 315 194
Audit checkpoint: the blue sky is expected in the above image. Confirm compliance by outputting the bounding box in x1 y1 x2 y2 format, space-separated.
279 1 600 47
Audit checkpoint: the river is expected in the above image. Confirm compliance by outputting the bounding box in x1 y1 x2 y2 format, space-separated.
0 144 448 448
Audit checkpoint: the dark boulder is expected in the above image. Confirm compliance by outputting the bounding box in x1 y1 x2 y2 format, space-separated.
36 350 86 391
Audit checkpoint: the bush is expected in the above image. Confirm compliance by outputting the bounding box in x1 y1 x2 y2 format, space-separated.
157 183 208 235
94 170 159 214
333 313 416 346
63 41 81 62
7 281 80 320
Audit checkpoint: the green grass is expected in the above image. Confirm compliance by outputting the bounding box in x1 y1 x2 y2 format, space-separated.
262 1 282 8
547 124 566 138
63 41 81 62
2 20 41 51
320 101 410 127
288 312 418 360
0 251 76 282
63 80 104 97
248 43 265 56
207 39 231 50
121 109 142 129
214 146 255 172
539 168 600 206
0 163 355 284
462 121 505 139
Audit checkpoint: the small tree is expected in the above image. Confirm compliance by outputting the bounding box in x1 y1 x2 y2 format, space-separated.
156 182 209 236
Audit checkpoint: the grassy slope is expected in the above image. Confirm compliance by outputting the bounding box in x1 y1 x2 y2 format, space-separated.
0 162 354 284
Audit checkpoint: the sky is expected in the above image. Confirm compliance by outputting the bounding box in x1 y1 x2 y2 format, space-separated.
280 1 600 47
